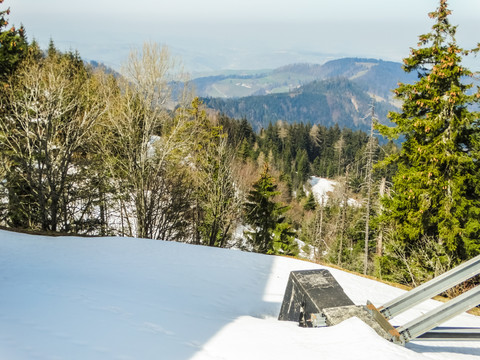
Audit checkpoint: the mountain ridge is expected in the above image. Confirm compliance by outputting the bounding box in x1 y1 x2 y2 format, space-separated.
192 57 417 101
195 57 419 132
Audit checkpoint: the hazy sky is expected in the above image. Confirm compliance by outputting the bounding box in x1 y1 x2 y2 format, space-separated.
7 0 480 72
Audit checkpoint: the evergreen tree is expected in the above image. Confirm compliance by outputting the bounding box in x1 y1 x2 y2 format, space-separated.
243 164 290 254
296 149 310 184
273 222 299 256
377 0 480 266
0 1 27 83
304 192 317 211
296 186 306 201
238 138 252 161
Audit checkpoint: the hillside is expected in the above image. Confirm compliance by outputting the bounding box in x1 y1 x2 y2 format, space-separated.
1 229 480 359
192 58 417 101
197 58 420 131
203 78 394 132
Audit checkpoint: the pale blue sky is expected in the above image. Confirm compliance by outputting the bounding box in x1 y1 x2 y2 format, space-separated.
7 0 480 71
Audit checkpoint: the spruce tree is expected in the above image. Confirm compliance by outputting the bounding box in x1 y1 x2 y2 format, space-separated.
0 1 27 83
243 164 290 254
273 222 298 256
377 0 480 264
303 192 317 211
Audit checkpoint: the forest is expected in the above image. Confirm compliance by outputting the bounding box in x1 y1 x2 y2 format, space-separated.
1 0 479 288
203 78 394 132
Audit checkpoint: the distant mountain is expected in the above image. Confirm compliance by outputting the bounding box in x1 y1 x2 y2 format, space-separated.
203 78 394 132
197 58 420 131
86 60 120 77
193 58 417 104
305 58 417 102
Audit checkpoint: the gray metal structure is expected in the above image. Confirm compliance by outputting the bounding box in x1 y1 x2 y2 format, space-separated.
372 254 480 344
393 286 480 344
379 255 480 320
417 327 480 340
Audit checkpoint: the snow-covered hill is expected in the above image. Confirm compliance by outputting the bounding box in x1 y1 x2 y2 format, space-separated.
1 230 479 360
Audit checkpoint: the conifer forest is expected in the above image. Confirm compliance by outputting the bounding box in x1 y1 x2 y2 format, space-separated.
0 0 479 288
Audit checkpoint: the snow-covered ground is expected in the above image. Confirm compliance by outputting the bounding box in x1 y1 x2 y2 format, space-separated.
310 176 359 206
1 229 479 360
310 176 337 203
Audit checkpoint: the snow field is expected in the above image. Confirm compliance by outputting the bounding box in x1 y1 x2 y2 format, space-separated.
0 230 479 360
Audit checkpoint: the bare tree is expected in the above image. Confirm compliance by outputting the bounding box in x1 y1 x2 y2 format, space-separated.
195 135 243 247
363 103 380 275
99 43 195 240
0 154 9 225
334 134 345 177
277 120 288 153
309 124 322 148
313 195 329 261
0 52 103 231
376 177 386 257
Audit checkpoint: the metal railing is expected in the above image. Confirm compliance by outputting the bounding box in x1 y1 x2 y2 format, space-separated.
379 255 480 320
394 286 480 344
368 255 480 344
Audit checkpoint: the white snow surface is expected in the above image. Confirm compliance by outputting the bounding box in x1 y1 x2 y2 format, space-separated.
309 176 359 206
1 229 480 360
310 176 336 202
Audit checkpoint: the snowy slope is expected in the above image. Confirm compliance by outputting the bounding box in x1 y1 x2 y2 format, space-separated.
310 176 358 206
1 230 479 360
310 176 337 202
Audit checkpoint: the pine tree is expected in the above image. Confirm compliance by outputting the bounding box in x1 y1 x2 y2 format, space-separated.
377 0 480 265
243 164 290 254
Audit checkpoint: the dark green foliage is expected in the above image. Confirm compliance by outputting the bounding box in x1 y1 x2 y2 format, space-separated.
252 120 384 188
0 1 27 83
0 2 414 275
243 164 292 254
296 149 310 185
203 78 393 133
273 222 299 256
303 192 317 211
376 0 480 273
218 115 256 161
296 186 306 201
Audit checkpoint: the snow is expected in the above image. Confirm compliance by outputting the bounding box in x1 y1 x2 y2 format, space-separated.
295 238 315 260
310 176 359 206
235 83 252 89
1 229 480 360
310 176 336 203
